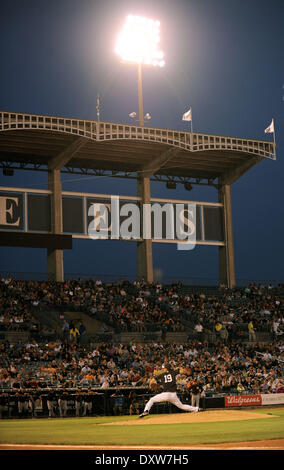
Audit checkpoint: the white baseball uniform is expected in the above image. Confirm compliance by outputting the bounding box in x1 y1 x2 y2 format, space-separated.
143 367 198 414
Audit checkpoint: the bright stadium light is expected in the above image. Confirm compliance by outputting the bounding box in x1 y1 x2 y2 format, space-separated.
115 15 165 68
115 15 165 126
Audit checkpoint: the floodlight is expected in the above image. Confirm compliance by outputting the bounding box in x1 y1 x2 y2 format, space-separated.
184 182 193 191
116 15 165 126
129 111 151 123
115 15 165 67
166 181 176 190
3 167 14 176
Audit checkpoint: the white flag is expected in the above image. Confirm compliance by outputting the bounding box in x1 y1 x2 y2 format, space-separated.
182 108 192 121
264 118 274 134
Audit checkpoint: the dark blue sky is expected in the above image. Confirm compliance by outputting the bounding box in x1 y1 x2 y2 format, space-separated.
0 0 283 284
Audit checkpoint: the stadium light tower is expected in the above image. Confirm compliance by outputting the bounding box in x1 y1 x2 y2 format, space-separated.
115 14 165 126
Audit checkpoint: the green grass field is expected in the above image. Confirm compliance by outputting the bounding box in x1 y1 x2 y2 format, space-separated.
0 408 284 447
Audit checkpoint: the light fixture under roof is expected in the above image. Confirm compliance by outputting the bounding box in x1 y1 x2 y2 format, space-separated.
184 182 193 191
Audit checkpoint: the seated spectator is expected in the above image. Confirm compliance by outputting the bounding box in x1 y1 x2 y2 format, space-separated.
215 320 223 335
236 381 245 394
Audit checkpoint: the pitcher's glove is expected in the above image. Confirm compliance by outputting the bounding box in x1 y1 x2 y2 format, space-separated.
149 379 158 391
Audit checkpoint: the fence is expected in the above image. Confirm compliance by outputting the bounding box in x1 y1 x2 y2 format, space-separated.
1 388 283 420
0 271 283 287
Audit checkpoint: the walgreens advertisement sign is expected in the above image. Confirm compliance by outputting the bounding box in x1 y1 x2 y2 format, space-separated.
225 393 284 407
225 395 262 407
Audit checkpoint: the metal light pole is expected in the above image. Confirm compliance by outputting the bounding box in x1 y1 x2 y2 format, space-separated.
115 15 165 282
115 15 165 127
137 63 144 127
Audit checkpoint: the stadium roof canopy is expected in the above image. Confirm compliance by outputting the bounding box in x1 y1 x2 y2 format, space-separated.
0 111 275 187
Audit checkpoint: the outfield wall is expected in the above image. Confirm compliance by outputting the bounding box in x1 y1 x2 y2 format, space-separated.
1 390 284 419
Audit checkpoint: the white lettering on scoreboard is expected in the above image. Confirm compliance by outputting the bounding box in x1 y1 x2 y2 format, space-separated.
88 196 196 251
0 196 20 226
0 188 224 249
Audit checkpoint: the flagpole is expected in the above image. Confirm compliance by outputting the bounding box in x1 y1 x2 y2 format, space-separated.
272 118 276 159
96 94 100 122
190 107 193 150
96 94 100 141
264 118 276 160
182 107 193 149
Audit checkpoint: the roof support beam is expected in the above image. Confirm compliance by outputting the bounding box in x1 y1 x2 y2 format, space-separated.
221 155 262 185
48 136 87 171
140 147 179 178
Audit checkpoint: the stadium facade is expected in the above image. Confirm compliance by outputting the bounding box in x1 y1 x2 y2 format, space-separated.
0 111 276 287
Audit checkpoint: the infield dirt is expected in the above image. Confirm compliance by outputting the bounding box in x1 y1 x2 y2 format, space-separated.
96 409 278 426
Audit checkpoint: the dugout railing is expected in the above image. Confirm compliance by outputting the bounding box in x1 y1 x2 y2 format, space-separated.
0 387 279 419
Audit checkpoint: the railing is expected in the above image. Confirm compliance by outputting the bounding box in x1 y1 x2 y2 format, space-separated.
0 111 276 159
0 388 282 420
0 270 283 287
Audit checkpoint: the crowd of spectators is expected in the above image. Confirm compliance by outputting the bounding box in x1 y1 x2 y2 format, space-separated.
0 276 283 340
0 275 284 418
0 333 283 396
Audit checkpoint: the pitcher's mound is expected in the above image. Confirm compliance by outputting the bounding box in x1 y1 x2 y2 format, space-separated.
99 409 277 426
